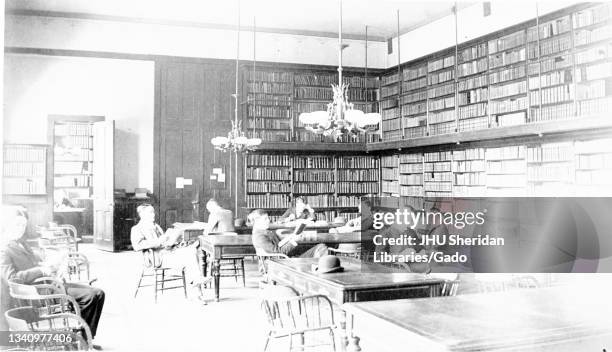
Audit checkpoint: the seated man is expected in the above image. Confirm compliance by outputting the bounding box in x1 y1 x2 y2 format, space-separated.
249 209 327 258
278 197 315 224
130 204 209 295
331 199 374 233
205 199 235 234
0 206 105 342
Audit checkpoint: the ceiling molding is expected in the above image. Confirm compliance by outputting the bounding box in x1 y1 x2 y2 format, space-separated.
6 9 388 42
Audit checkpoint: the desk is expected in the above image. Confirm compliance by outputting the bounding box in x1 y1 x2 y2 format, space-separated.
343 286 612 352
199 232 369 301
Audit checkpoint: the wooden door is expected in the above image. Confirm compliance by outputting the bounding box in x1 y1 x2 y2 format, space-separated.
156 61 235 228
92 119 115 250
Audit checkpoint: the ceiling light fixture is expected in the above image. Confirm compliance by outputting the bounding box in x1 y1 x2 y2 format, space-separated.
211 0 262 153
298 0 382 141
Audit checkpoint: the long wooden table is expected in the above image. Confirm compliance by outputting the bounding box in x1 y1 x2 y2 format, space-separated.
342 286 612 352
199 232 368 301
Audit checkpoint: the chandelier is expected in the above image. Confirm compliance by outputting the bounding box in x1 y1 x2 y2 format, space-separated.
210 1 262 153
298 0 381 140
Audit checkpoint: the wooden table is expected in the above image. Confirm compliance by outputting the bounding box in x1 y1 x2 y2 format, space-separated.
266 257 444 305
199 232 369 301
235 222 341 234
342 286 612 352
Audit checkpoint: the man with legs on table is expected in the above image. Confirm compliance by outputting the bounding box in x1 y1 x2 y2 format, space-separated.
249 209 327 258
0 206 105 347
130 204 210 298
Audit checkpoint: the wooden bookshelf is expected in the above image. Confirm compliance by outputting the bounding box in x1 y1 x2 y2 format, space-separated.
399 153 424 197
244 153 379 222
53 122 94 202
3 144 47 195
381 155 399 196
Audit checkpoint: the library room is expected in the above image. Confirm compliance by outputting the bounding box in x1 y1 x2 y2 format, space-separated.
2 0 612 351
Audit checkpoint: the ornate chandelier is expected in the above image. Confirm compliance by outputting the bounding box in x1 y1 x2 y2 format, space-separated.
210 1 261 153
298 0 381 140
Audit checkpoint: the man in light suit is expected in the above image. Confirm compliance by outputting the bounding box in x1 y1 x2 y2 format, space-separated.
205 199 235 234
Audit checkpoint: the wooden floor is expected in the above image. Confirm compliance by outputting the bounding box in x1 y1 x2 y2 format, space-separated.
81 244 269 352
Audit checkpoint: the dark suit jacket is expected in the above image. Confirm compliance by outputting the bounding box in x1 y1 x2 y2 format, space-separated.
0 239 46 330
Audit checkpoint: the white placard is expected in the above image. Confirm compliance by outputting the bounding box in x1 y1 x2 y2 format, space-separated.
183 178 193 185
176 177 184 189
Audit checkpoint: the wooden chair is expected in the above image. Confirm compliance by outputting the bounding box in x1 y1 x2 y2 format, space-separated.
207 232 246 287
255 247 288 283
260 284 338 352
5 306 93 351
59 252 97 285
8 278 80 318
134 249 187 303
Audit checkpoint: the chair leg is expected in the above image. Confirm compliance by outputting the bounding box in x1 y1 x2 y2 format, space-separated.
134 270 144 298
240 259 246 287
233 259 238 283
161 270 165 295
182 269 187 299
154 271 159 303
263 332 271 352
329 328 336 352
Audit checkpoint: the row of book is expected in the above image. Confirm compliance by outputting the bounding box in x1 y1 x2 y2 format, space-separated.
538 53 573 74
527 34 572 59
428 83 455 99
382 108 400 120
577 62 612 82
247 93 291 106
402 90 428 104
458 88 488 105
528 16 571 42
403 77 428 92
576 80 607 100
424 161 451 172
247 105 290 118
489 65 525 85
248 82 292 94
458 116 489 131
428 68 455 85
489 30 526 54
459 43 488 63
573 3 611 29
403 66 427 81
424 171 452 182
246 194 291 209
574 25 612 47
247 130 291 142
294 170 334 182
245 168 291 181
487 146 525 160
55 123 92 136
530 102 574 122
399 163 423 174
3 162 45 177
246 154 291 167
454 148 485 160
294 74 377 88
294 156 334 169
381 73 400 86
495 111 527 126
453 186 487 197
453 160 486 172
293 183 334 194
400 153 423 164
527 143 573 162
403 102 427 116
527 165 574 182
575 170 612 185
429 97 455 112
403 125 427 138
382 168 399 180
530 84 574 105
338 169 380 181
428 56 455 72
381 85 401 98
458 58 488 77
424 182 452 193
337 157 379 169
428 110 456 125
490 47 526 69
579 96 612 116
3 179 46 195
455 173 486 186
487 159 526 174
246 119 291 130
247 71 293 83
4 146 45 162
528 69 572 89
246 181 291 193
337 182 379 194
458 102 488 120
400 174 423 185
401 185 424 197
429 122 456 135
381 99 398 110
576 153 612 170
381 155 399 168
490 97 528 115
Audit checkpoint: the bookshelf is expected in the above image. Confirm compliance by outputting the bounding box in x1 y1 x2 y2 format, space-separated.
452 148 486 197
401 63 428 138
53 123 94 201
399 153 424 197
486 145 527 196
574 137 612 196
244 153 379 222
457 42 489 132
427 54 457 136
3 144 47 195
423 151 453 197
381 155 399 196
526 141 574 196
381 71 402 141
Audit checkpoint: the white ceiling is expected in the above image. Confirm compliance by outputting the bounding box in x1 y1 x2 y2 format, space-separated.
6 0 473 41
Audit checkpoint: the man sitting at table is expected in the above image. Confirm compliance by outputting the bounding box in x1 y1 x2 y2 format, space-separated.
130 204 209 295
205 199 235 234
278 197 315 224
249 209 327 258
331 199 374 233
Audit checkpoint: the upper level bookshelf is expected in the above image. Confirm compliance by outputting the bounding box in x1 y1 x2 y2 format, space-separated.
242 66 381 145
3 144 47 195
374 2 612 149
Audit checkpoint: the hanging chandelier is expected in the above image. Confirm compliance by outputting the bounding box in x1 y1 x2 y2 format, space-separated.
211 1 262 153
298 0 381 140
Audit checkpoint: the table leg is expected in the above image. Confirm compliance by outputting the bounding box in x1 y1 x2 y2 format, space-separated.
346 312 361 352
200 250 208 278
213 259 221 302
